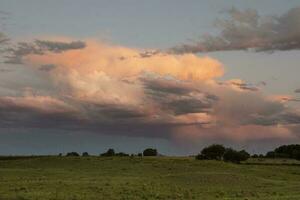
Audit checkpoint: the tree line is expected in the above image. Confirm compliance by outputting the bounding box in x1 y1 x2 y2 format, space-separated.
64 148 158 157
62 144 300 164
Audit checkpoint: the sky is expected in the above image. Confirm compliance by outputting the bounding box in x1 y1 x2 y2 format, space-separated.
0 0 300 155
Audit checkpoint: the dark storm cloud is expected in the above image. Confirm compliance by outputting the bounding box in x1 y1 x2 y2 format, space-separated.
0 96 83 129
141 76 218 115
169 7 300 54
166 98 213 115
4 40 86 64
141 76 196 96
82 102 148 120
250 112 300 126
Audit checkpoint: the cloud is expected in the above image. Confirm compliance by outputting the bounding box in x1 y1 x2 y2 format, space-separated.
39 64 56 72
0 39 300 143
168 7 300 54
218 79 261 92
295 88 300 93
4 39 86 64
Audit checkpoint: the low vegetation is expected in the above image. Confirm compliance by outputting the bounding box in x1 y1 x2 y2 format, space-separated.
1 145 299 199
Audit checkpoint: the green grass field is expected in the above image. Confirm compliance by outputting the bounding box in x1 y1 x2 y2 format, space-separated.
0 156 300 200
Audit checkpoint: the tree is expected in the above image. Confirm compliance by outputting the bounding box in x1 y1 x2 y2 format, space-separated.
66 152 79 157
265 151 276 158
143 148 158 156
223 148 249 163
239 150 250 161
82 152 89 157
100 149 115 157
115 152 129 157
200 144 226 160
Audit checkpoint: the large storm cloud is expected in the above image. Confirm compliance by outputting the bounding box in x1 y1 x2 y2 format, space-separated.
1 39 300 143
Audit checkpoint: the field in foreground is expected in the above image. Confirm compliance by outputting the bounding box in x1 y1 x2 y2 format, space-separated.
0 156 300 200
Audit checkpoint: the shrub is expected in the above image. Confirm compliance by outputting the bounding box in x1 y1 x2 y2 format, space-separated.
66 152 79 157
223 149 250 163
239 150 250 160
265 151 276 158
82 152 89 157
100 149 115 157
115 152 129 157
143 148 158 156
251 154 259 158
200 144 226 160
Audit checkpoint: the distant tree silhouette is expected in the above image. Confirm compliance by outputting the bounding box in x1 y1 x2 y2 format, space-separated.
200 144 226 160
143 148 158 156
115 152 129 157
223 148 249 163
82 152 89 157
265 144 300 160
100 149 115 157
66 152 80 157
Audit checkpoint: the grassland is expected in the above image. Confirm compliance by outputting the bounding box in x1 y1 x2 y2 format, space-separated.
0 156 300 200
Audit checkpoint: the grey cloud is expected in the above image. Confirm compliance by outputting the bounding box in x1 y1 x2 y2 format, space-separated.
166 98 213 115
0 68 13 73
218 81 260 92
141 76 218 115
250 112 300 126
39 64 56 72
141 76 197 96
4 40 86 64
34 40 86 53
0 97 83 129
295 88 300 93
168 7 300 54
82 102 148 121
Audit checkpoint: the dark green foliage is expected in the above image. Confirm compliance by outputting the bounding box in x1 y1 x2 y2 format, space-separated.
239 150 250 160
264 144 300 160
266 151 276 158
115 152 129 157
252 154 259 158
82 152 89 157
100 149 115 156
66 152 79 157
200 144 226 160
143 148 158 156
138 153 143 157
223 148 250 163
274 144 300 160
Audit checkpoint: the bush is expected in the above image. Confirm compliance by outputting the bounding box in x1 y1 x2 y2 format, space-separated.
239 150 250 160
115 152 129 157
100 149 115 157
251 154 259 158
143 148 158 156
223 148 249 163
265 151 276 158
200 144 226 160
82 152 89 157
66 152 79 157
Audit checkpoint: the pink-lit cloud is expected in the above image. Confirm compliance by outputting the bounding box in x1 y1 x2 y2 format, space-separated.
1 39 300 144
